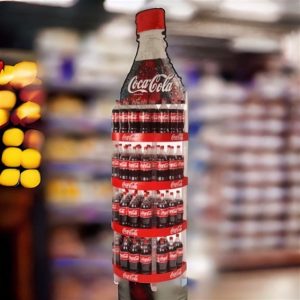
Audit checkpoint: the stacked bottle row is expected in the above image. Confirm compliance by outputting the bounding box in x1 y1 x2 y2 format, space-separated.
112 189 184 228
112 144 184 181
112 234 184 274
112 103 185 133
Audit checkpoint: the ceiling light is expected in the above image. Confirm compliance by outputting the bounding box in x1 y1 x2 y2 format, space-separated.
104 0 146 13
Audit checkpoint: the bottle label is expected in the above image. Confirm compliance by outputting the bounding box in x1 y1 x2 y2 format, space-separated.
112 158 119 167
140 208 152 218
129 111 139 122
177 204 184 213
120 111 128 122
119 207 127 216
169 207 177 216
113 246 120 254
156 253 168 263
152 161 158 170
128 208 139 217
112 112 119 122
178 160 184 168
169 160 178 170
140 161 152 171
129 253 140 263
140 111 151 122
158 112 169 122
140 254 152 264
170 111 177 123
157 208 169 217
120 251 129 260
176 248 183 257
152 111 159 122
119 161 129 169
112 203 119 211
157 161 169 171
169 250 177 261
128 74 174 94
128 161 140 170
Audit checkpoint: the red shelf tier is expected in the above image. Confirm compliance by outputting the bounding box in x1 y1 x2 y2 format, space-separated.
112 220 187 237
112 177 188 190
112 132 188 142
113 262 187 283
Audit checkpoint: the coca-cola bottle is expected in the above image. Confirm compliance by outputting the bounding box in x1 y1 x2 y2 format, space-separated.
140 239 152 274
128 195 140 228
175 190 184 224
120 9 186 106
119 144 129 180
168 192 177 226
156 238 168 274
129 238 140 273
140 146 152 181
176 145 184 179
156 193 169 228
174 234 183 268
120 104 129 133
112 100 120 133
151 145 158 181
140 105 151 133
169 104 178 133
120 236 130 271
152 191 159 228
157 146 169 181
119 192 132 226
168 145 177 180
140 195 152 228
112 189 123 222
150 106 159 133
112 144 120 178
158 101 170 133
112 234 121 266
128 104 140 133
128 145 140 181
168 237 177 271
177 104 185 133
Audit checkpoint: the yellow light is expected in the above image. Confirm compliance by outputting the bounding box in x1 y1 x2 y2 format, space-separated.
3 128 24 146
0 90 16 110
0 168 20 186
21 148 41 168
2 147 22 167
11 61 37 87
20 169 41 188
16 101 41 121
0 109 9 127
0 65 14 85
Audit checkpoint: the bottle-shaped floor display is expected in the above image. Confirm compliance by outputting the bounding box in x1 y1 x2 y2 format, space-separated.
112 8 188 300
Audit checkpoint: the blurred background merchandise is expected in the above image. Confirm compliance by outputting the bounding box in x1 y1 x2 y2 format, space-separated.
0 1 299 300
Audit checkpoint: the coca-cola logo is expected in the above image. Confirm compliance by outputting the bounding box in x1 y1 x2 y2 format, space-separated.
128 162 139 170
140 209 152 218
112 159 119 167
129 254 140 263
122 182 138 189
123 272 139 282
140 162 151 170
157 208 169 217
112 203 119 211
170 180 183 188
158 162 169 170
128 208 139 217
119 161 128 168
119 207 127 215
170 224 183 234
171 133 184 141
122 134 137 142
157 254 168 263
170 268 183 279
122 228 138 236
177 205 184 213
169 161 178 169
140 255 152 264
169 208 177 215
128 74 174 93
169 251 177 260
120 252 129 260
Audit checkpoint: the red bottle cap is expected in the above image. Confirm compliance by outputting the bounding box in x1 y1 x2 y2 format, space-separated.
136 8 166 33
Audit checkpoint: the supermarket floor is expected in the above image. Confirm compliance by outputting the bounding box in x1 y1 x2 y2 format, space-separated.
190 268 300 300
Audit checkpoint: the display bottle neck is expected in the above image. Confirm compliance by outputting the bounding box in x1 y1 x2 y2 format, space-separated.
135 29 167 61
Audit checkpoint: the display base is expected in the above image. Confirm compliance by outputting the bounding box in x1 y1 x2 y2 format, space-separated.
113 262 186 283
